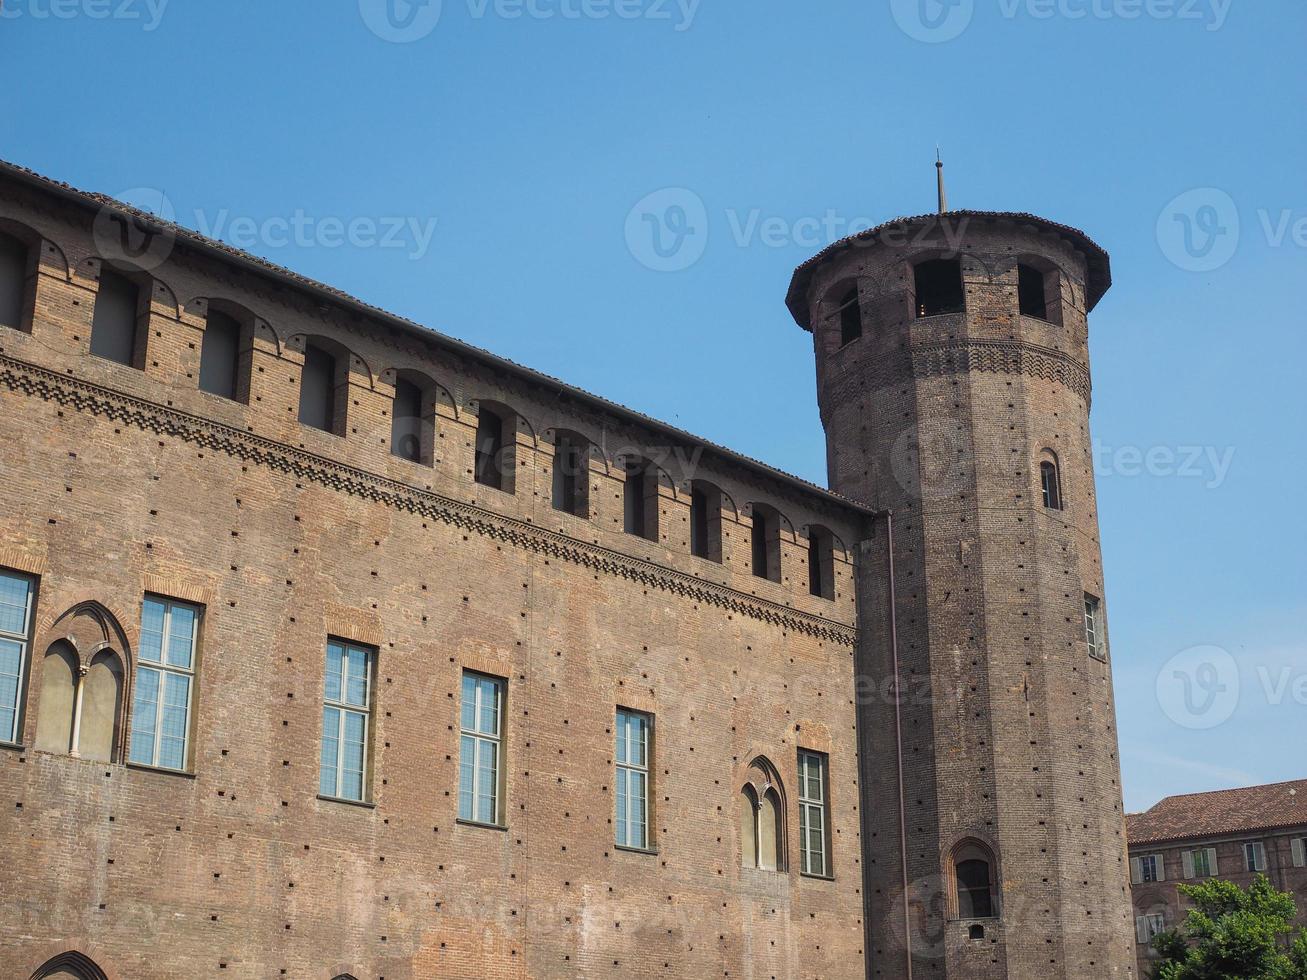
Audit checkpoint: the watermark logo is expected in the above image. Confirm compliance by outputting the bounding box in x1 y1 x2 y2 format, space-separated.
92 187 177 272
891 0 975 43
624 187 708 273
1156 644 1239 730
0 0 170 30
1157 187 1240 272
358 0 443 42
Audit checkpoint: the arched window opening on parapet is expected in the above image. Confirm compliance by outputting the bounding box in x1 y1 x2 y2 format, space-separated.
807 525 835 599
90 265 147 367
750 503 781 582
623 456 659 541
30 950 109 980
391 371 437 466
951 841 998 919
199 303 254 403
474 402 516 493
0 229 35 332
837 286 862 346
551 430 590 518
1040 453 1062 511
1017 259 1062 325
690 481 723 562
299 340 348 435
913 257 964 318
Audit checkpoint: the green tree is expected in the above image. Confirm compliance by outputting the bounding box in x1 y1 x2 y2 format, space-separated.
1149 874 1307 980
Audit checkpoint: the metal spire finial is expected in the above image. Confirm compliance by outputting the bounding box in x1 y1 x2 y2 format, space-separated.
936 148 948 214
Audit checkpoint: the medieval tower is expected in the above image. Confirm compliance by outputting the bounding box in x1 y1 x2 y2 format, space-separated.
786 199 1137 978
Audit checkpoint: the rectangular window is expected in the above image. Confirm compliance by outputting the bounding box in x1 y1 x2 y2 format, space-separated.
319 639 373 801
89 268 142 366
0 570 35 744
298 344 338 433
199 308 242 401
129 596 199 771
0 232 31 331
615 708 650 850
1244 841 1267 873
1084 594 1107 661
1184 847 1218 879
1292 838 1306 868
1140 854 1162 883
798 750 830 877
459 671 503 825
1136 913 1166 943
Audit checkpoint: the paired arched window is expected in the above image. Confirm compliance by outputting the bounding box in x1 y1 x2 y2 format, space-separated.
740 758 786 871
34 642 124 763
1040 452 1063 511
913 257 965 318
551 430 591 518
689 480 723 562
951 840 999 919
390 370 437 466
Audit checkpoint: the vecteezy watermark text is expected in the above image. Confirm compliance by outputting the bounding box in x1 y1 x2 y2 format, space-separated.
1093 440 1236 489
358 0 698 43
891 0 1232 44
0 0 169 30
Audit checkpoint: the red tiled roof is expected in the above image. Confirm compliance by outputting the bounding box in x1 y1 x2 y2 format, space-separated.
1127 779 1307 846
784 210 1112 330
0 158 873 516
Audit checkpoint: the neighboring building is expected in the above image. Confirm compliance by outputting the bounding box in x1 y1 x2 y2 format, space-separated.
1127 779 1307 974
0 158 1135 979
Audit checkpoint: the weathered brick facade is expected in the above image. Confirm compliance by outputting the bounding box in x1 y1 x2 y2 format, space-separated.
0 162 1132 979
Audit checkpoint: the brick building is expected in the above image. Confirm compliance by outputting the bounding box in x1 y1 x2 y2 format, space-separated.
1127 779 1307 974
0 159 1134 979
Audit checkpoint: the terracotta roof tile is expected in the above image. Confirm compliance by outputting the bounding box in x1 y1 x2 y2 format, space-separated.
1127 779 1307 846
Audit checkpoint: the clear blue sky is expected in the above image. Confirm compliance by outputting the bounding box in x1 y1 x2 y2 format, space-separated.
2 0 1302 812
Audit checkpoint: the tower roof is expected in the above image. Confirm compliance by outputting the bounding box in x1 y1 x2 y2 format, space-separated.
785 210 1112 330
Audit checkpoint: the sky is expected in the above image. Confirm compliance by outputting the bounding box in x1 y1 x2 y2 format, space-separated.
1 0 1303 813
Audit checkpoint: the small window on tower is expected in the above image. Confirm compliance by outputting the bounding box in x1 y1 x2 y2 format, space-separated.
838 287 862 346
1018 264 1048 320
1040 457 1062 511
914 258 964 318
690 480 723 562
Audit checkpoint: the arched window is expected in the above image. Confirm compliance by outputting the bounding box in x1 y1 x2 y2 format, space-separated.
90 265 146 367
474 402 516 493
1040 453 1062 511
390 370 437 466
551 430 590 518
807 525 834 599
740 757 787 872
913 257 964 318
952 841 998 919
30 951 108 980
298 339 347 435
690 480 722 562
0 228 34 332
34 642 77 755
749 503 781 582
622 456 659 541
837 286 862 346
80 650 124 763
198 306 245 401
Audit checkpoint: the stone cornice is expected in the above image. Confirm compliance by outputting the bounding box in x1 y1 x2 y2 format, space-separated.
0 352 857 645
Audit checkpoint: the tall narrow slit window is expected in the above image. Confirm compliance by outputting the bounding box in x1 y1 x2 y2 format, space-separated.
798 750 830 877
129 597 199 771
808 527 834 599
750 505 780 582
551 432 589 518
299 343 339 433
623 458 658 541
1084 594 1106 661
690 481 722 562
1040 457 1062 510
459 671 504 825
837 287 862 347
615 708 651 850
89 268 142 366
199 308 242 401
0 570 35 744
0 231 31 331
1018 263 1048 320
913 258 964 318
474 407 507 491
319 639 373 802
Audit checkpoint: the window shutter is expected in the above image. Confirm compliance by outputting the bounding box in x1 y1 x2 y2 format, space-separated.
1155 854 1166 882
1182 850 1195 879
1130 856 1142 884
1207 847 1219 875
1256 842 1267 871
1293 838 1306 868
1135 916 1149 943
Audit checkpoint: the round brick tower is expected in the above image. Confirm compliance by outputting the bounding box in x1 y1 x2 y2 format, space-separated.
786 210 1135 979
